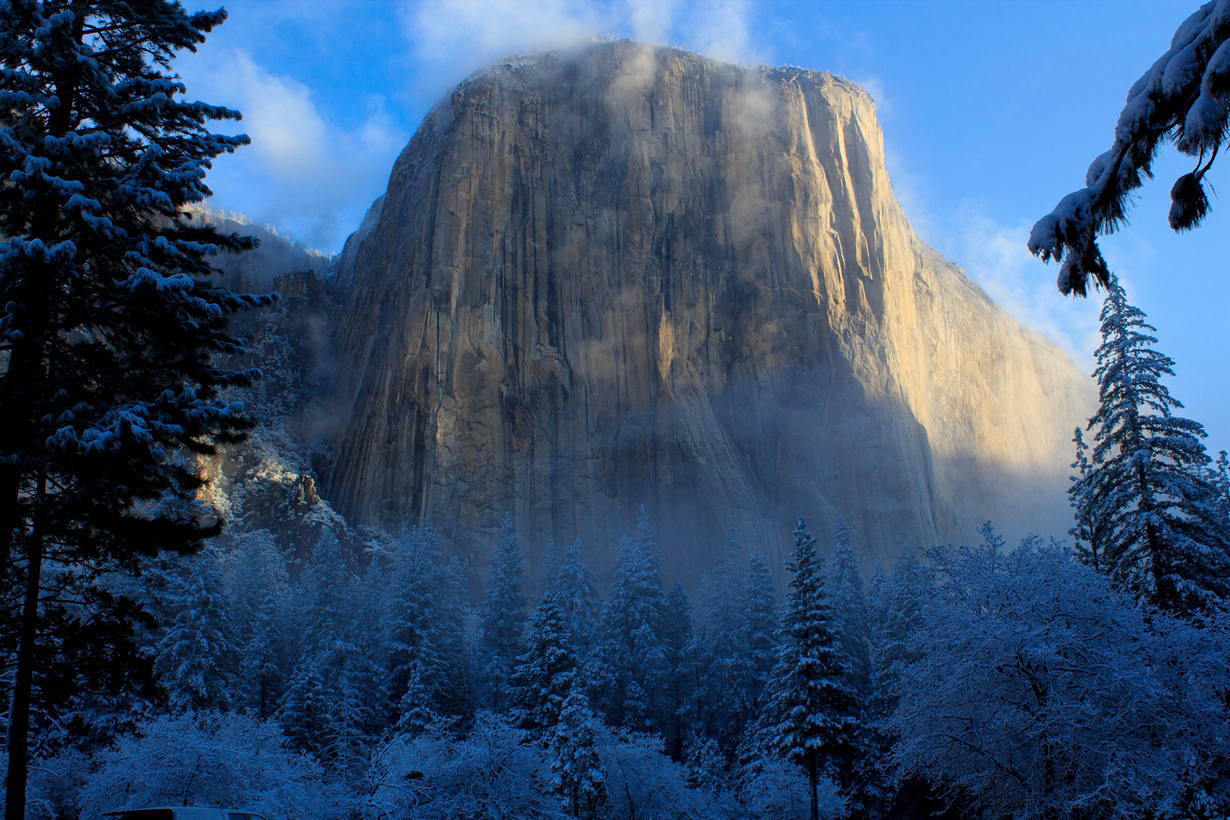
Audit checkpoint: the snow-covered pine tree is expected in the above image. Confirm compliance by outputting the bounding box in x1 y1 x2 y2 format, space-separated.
663 580 694 761
344 561 391 739
394 662 439 735
278 534 352 758
869 545 929 725
154 550 239 713
0 4 268 812
298 532 354 662
689 529 754 758
1211 449 1230 525
759 518 858 820
225 530 293 718
741 552 779 719
478 512 528 711
1071 277 1230 615
593 506 668 730
827 519 872 701
552 537 601 654
551 684 608 820
826 519 879 818
539 536 561 594
510 595 580 738
385 517 471 727
1069 426 1105 572
243 591 292 720
279 656 334 759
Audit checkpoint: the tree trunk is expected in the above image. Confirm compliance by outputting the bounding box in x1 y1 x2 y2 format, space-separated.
4 474 46 820
808 751 819 820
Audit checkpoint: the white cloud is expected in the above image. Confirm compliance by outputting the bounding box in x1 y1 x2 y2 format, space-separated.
407 0 608 73
401 0 766 87
685 0 761 64
628 0 679 43
180 49 408 252
947 203 1102 368
225 52 330 178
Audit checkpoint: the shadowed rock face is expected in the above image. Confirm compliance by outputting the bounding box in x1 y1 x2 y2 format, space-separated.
322 41 1093 583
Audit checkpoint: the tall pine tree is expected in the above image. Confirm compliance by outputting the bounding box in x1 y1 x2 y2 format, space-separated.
478 512 528 711
385 517 470 727
154 549 239 713
827 519 872 701
1071 277 1230 615
510 595 580 738
759 518 857 820
551 684 608 820
593 506 667 730
689 529 753 758
0 4 267 813
551 537 601 655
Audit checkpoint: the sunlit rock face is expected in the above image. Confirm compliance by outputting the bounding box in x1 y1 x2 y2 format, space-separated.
322 41 1093 582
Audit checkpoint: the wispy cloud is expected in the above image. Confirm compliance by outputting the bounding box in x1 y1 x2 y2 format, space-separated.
400 0 766 88
946 203 1102 368
181 49 408 252
684 0 762 64
627 0 680 43
406 0 610 80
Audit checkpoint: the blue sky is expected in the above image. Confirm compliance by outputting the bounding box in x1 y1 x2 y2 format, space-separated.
179 0 1230 456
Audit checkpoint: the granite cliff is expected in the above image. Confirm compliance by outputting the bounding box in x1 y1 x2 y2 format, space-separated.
317 41 1093 581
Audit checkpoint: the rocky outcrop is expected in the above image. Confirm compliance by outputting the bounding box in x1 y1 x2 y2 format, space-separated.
322 41 1094 582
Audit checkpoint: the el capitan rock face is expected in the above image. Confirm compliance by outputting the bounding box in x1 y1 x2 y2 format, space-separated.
321 41 1093 581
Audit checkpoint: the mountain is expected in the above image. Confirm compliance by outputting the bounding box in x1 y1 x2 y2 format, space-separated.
309 40 1094 582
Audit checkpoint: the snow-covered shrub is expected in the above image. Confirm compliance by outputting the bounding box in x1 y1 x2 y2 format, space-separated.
597 727 737 820
357 713 568 820
736 756 844 820
77 712 341 820
893 537 1230 819
26 750 92 820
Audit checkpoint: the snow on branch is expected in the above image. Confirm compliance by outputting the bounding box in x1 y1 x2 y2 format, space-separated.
1030 0 1230 296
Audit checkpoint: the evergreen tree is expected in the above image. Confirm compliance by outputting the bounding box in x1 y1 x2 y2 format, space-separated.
225 531 292 718
689 529 753 758
344 562 391 738
865 544 931 818
827 520 878 818
478 512 528 711
394 662 439 735
593 506 668 729
870 545 929 724
0 4 266 811
827 519 872 701
510 595 580 737
279 656 334 759
551 684 608 820
243 590 292 720
741 552 779 716
385 517 470 726
663 580 694 761
551 537 601 654
154 550 239 713
1211 450 1230 526
1071 277 1230 615
1069 426 1104 572
539 536 561 594
759 518 857 820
